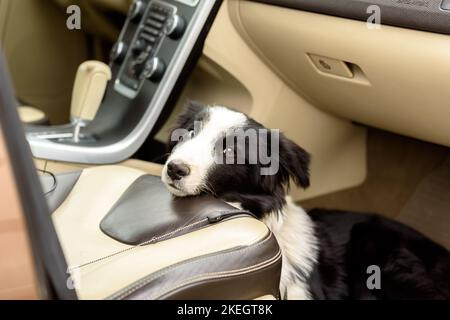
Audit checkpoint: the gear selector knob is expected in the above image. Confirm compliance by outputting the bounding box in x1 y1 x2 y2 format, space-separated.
71 61 111 142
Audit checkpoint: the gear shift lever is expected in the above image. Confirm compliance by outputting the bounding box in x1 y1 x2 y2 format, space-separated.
70 61 111 142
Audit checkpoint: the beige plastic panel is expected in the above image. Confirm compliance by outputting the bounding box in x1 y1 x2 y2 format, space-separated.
155 56 253 142
18 106 46 124
238 1 450 147
0 0 89 125
34 158 89 174
158 1 367 200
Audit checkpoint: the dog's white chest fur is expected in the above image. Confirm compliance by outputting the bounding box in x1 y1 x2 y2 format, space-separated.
229 197 319 300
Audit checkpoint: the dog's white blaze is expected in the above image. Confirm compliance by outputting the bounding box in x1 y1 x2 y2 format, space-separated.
262 197 319 300
163 106 247 195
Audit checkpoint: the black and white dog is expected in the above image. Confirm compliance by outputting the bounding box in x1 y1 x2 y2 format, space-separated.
161 102 450 300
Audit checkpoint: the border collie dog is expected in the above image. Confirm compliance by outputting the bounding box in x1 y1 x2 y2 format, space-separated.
161 102 450 300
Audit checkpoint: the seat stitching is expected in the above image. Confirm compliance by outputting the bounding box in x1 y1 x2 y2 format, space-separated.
109 232 274 299
154 250 282 300
70 212 252 272
68 218 209 271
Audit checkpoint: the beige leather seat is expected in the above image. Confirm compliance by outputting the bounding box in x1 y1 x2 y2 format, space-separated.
18 106 48 125
42 165 281 300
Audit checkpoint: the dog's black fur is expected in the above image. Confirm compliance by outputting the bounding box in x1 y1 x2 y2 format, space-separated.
308 210 450 299
168 102 450 300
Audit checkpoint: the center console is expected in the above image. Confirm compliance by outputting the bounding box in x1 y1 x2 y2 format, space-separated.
26 0 222 164
113 0 187 98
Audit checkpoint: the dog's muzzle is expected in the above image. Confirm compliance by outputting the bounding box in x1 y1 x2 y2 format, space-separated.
166 160 190 181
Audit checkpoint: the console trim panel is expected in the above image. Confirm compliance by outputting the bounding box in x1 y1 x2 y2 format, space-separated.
27 0 220 164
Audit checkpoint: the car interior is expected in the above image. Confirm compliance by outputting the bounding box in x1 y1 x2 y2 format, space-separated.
0 0 449 299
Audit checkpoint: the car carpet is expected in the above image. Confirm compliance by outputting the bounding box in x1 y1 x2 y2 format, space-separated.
301 129 448 219
397 155 450 250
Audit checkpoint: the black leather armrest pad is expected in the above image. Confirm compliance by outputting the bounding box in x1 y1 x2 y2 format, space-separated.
100 175 252 245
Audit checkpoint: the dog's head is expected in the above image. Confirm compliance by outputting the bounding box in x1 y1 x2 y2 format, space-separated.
162 102 310 217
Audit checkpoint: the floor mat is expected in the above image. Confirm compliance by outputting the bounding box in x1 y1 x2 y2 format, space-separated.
397 156 450 250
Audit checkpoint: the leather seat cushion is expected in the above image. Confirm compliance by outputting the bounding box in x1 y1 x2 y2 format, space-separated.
48 166 281 300
100 174 254 245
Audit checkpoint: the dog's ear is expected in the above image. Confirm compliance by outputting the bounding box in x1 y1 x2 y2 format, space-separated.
279 133 310 188
260 132 310 192
279 133 311 189
172 101 204 130
168 101 204 151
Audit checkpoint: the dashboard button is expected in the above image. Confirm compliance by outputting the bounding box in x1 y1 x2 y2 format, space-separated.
129 0 145 22
164 14 186 40
110 41 128 63
140 33 157 44
132 39 147 53
142 57 166 82
149 12 167 23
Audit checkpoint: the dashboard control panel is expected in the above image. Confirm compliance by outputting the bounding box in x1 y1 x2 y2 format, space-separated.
112 0 187 98
26 0 221 164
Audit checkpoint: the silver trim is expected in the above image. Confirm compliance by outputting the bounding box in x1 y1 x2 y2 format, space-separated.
439 0 450 12
174 0 200 7
30 133 74 140
27 0 218 164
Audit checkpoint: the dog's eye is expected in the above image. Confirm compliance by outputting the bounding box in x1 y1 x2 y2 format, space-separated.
178 130 195 143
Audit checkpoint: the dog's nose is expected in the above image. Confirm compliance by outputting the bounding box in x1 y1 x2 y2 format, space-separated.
167 160 190 181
